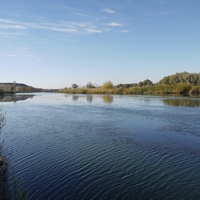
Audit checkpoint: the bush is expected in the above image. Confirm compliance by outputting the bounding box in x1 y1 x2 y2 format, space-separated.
102 81 113 90
189 86 200 94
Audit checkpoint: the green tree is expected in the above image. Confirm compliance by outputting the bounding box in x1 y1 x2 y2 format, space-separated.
159 72 200 86
102 81 113 89
139 79 153 86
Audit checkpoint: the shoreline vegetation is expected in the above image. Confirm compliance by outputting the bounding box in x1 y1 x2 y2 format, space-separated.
59 72 200 96
59 84 200 95
0 82 57 94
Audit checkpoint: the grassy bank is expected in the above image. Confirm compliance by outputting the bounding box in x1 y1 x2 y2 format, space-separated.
59 84 200 96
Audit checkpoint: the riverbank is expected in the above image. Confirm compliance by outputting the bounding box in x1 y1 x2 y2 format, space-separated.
59 84 200 96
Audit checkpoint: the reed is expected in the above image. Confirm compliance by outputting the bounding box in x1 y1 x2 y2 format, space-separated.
13 177 29 200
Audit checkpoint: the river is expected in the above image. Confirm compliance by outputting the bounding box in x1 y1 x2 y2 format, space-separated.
1 93 200 199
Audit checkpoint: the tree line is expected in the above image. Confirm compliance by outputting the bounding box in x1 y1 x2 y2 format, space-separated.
64 72 200 95
71 72 200 89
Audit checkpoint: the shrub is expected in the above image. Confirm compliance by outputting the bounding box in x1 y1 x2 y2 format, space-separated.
102 81 113 90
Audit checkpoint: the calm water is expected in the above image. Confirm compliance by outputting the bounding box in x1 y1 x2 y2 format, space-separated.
1 93 200 199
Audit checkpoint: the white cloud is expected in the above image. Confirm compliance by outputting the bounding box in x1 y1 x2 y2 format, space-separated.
0 18 94 34
105 22 123 27
0 17 126 35
101 8 115 14
32 24 78 33
85 28 102 33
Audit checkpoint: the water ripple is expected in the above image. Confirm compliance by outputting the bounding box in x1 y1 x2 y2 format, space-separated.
1 94 200 199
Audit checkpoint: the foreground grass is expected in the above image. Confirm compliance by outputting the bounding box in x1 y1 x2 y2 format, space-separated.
59 84 200 95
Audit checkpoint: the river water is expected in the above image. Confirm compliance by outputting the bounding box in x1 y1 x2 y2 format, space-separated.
1 93 200 199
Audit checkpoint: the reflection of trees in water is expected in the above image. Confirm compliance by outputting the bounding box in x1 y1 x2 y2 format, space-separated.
163 99 200 107
87 95 93 103
0 95 34 103
102 95 113 104
70 95 114 103
72 95 93 102
72 96 79 101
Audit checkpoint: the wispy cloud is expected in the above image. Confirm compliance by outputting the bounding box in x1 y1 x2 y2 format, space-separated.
101 8 115 14
52 5 88 18
74 12 88 17
105 22 123 27
85 28 102 33
0 24 27 30
0 16 127 36
3 47 39 59
32 24 78 33
4 53 37 59
0 18 102 34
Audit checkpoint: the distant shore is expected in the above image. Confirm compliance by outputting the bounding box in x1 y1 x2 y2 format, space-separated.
59 84 200 96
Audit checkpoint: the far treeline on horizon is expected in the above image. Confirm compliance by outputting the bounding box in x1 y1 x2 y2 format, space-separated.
0 72 200 96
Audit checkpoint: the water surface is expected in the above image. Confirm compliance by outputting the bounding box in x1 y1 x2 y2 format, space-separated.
1 93 200 199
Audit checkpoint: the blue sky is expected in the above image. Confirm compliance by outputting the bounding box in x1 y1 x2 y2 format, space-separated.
0 0 200 89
